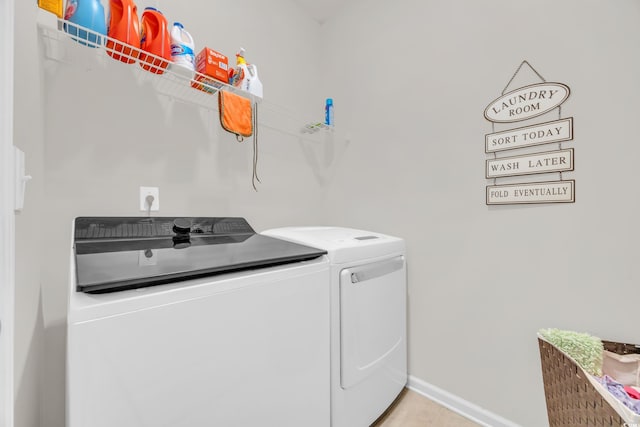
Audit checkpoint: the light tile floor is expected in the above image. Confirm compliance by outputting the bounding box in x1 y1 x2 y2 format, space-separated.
371 388 481 427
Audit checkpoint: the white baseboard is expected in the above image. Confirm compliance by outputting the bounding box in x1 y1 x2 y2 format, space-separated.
407 376 521 427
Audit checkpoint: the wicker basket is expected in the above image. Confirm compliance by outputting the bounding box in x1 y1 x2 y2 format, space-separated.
538 337 640 426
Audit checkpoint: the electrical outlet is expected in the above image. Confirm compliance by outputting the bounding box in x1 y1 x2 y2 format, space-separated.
138 249 158 266
140 186 160 211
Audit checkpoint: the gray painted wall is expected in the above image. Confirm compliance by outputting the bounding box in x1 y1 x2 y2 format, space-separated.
13 0 640 426
14 2 45 427
16 1 327 426
320 0 640 425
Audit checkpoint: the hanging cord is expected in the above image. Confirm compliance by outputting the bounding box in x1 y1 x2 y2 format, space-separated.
252 102 261 191
145 195 154 217
501 60 546 95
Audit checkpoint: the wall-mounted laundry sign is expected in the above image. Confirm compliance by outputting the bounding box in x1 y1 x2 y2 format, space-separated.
485 118 573 153
486 148 573 179
487 180 575 204
484 83 570 123
484 61 575 206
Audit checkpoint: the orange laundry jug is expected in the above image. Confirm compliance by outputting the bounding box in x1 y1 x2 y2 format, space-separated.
106 0 140 63
139 7 171 74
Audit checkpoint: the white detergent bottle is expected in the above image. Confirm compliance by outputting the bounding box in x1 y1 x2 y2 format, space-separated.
245 64 263 99
170 22 195 71
232 48 263 99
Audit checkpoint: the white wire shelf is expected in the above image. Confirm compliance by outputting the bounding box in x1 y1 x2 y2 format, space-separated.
37 19 342 143
38 19 260 110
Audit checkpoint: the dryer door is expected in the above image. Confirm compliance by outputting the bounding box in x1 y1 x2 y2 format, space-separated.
339 256 406 389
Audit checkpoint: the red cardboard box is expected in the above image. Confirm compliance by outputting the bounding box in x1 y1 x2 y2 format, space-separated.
191 47 229 92
196 47 229 82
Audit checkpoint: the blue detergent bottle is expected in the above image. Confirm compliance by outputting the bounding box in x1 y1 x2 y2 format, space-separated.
64 0 107 47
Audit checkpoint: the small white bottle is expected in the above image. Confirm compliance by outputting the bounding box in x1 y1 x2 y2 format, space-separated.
170 22 195 71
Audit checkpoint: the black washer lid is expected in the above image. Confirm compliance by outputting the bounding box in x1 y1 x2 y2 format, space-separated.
73 217 327 293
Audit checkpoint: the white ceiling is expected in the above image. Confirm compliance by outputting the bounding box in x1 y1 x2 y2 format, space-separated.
290 0 350 24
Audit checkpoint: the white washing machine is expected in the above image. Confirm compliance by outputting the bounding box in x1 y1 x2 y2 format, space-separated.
67 217 332 427
263 227 407 427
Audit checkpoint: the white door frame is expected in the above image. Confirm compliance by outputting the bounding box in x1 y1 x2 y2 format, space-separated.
0 0 16 426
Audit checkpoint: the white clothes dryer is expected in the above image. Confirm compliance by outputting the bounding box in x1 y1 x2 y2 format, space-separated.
262 227 407 427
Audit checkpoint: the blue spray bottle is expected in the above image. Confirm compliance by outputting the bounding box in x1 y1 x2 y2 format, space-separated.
325 98 334 127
